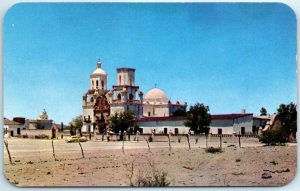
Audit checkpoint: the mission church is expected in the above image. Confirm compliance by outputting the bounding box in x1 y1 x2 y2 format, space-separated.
81 60 188 134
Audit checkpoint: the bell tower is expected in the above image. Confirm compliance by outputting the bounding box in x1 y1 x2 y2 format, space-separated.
90 59 107 90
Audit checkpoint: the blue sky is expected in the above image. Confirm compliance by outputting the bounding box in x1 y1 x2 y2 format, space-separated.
4 3 296 124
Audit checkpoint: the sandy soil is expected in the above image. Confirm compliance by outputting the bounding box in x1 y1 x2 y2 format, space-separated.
3 137 297 187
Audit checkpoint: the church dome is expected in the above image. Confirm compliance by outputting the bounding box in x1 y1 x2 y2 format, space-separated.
92 60 107 76
144 88 169 104
38 109 48 120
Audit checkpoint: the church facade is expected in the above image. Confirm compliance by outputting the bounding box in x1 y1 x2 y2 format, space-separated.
81 60 187 134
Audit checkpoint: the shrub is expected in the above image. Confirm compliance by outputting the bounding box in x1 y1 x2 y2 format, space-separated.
205 147 222 153
135 171 170 187
270 160 278 165
259 127 288 146
128 159 170 187
148 135 153 142
235 158 241 162
34 134 49 139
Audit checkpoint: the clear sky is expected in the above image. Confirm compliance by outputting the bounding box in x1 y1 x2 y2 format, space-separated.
4 3 296 124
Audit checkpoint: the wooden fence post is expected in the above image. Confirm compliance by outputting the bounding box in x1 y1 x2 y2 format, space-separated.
122 139 125 154
78 139 85 158
186 134 191 150
144 137 151 152
4 140 12 164
238 132 241 148
168 133 172 152
219 135 222 149
52 140 56 161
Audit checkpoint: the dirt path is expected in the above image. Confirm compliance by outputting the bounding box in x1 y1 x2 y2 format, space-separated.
3 138 297 187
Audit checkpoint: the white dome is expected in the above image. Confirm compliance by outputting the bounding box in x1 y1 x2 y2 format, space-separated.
92 61 107 76
144 88 169 104
38 109 48 120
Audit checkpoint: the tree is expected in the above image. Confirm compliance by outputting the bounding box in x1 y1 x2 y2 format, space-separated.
173 107 186 117
259 102 297 145
277 102 297 136
184 103 211 135
109 111 136 140
69 115 83 136
260 107 268 116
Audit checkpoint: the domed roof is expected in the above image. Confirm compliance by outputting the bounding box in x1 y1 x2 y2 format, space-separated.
38 109 48 120
144 88 169 104
91 61 107 76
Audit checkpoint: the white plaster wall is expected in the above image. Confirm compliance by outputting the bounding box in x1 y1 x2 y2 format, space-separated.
90 76 107 90
4 124 24 137
211 119 233 127
117 70 135 86
233 115 253 134
110 105 125 116
137 120 189 134
143 105 169 117
209 127 235 134
83 108 94 123
82 124 94 133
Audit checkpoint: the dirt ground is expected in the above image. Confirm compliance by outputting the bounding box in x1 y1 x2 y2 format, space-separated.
3 137 297 187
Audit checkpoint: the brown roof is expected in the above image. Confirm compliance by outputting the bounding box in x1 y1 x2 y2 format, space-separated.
117 68 135 72
138 116 186 122
4 119 22 125
253 116 270 120
211 113 253 120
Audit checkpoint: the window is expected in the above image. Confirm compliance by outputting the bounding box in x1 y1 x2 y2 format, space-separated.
164 128 168 134
129 93 134 102
101 80 104 90
241 127 245 135
252 126 256 134
117 93 121 101
148 112 151 116
17 128 21 135
175 128 179 135
96 80 98 88
92 80 94 89
218 128 222 135
90 97 94 102
119 75 121 85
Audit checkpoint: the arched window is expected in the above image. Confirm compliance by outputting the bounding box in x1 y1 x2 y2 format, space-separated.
117 93 121 101
129 93 134 102
129 75 132 86
101 80 104 90
119 75 121 85
90 97 94 102
96 80 98 88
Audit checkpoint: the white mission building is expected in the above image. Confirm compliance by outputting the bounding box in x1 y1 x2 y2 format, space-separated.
81 60 269 135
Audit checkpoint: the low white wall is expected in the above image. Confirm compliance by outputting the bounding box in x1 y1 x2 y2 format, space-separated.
137 120 189 134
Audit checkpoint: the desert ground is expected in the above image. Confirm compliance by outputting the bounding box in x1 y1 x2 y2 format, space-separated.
3 135 297 187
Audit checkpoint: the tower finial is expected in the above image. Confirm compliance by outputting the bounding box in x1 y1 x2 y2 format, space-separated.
97 59 102 68
154 83 157 88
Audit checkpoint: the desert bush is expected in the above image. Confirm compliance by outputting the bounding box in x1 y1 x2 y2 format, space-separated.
205 147 222 154
34 134 49 139
259 127 288 146
12 180 19 185
270 160 278 165
128 159 170 187
178 136 181 143
135 171 170 187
